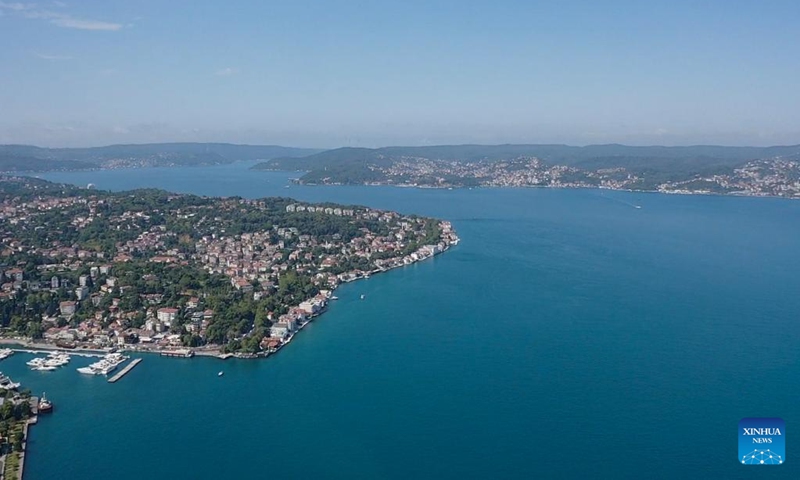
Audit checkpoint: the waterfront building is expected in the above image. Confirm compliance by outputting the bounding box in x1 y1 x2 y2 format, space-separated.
299 301 320 315
270 323 289 339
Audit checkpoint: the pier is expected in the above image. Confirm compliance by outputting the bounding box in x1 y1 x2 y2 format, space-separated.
107 358 142 383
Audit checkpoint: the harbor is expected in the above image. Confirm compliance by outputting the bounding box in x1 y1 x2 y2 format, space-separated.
108 358 142 383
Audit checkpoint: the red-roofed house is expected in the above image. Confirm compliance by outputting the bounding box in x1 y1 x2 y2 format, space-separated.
60 301 77 316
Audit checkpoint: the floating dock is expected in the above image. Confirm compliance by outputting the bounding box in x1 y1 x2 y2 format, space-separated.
108 358 142 383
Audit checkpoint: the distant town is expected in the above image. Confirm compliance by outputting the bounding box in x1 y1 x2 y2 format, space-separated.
286 155 800 198
0 176 459 358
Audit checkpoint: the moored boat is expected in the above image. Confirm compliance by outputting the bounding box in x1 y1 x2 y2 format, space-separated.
0 373 20 390
33 365 58 371
27 358 46 367
76 353 129 375
38 393 53 413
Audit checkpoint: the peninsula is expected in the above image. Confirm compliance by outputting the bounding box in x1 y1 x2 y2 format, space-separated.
0 176 459 356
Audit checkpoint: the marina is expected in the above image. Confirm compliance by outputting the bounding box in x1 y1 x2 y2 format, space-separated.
108 358 142 384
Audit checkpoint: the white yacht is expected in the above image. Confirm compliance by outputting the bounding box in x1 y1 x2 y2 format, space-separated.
28 352 71 370
0 373 20 390
33 365 57 372
45 353 70 367
77 361 117 375
77 353 129 375
0 349 13 360
77 365 97 375
27 358 45 367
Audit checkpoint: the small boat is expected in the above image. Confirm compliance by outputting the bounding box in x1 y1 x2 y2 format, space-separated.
218 371 224 377
38 393 53 413
360 294 365 300
34 365 57 371
330 296 339 300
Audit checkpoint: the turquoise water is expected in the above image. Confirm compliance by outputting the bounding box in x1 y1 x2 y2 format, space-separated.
11 164 799 478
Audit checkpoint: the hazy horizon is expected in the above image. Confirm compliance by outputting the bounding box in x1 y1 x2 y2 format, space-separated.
2 0 799 148
4 140 800 151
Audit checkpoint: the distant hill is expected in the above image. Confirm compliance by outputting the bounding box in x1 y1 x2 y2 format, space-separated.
0 154 97 173
0 143 321 172
255 143 800 172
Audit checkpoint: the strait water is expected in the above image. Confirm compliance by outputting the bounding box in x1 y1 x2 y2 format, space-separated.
9 163 798 478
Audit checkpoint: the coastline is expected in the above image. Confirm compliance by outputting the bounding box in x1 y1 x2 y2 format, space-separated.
27 163 800 200
264 170 800 201
0 236 460 362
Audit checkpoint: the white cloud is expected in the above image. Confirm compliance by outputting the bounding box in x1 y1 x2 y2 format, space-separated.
0 2 123 31
215 67 239 76
49 16 121 30
0 2 33 12
34 52 72 60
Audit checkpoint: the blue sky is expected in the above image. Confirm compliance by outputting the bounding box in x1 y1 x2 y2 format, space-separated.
1 0 799 148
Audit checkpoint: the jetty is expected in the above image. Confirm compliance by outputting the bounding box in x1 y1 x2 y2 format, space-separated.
107 358 142 383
